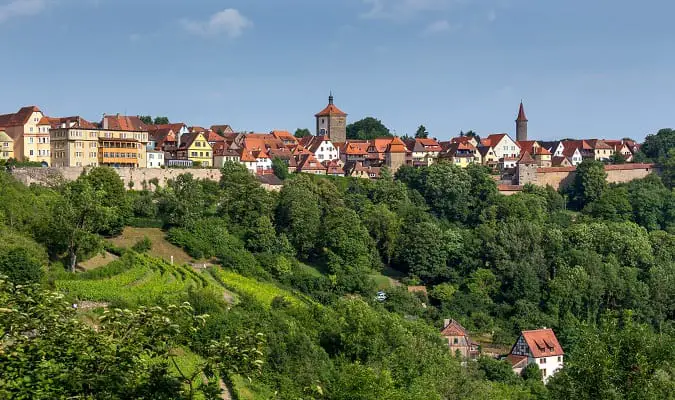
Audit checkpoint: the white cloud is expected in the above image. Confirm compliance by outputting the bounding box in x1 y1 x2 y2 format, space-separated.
422 19 452 35
0 0 47 23
182 8 252 38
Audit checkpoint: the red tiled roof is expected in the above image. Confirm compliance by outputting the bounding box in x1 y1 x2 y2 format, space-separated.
240 149 256 162
0 106 42 128
103 114 149 131
518 151 535 164
517 102 527 121
204 130 225 143
210 124 233 133
48 116 97 129
297 153 324 171
586 139 612 150
516 140 538 154
551 156 571 167
520 329 564 358
482 133 509 148
506 354 528 368
386 137 407 153
344 141 369 156
533 146 552 156
315 104 347 117
148 123 186 134
440 319 469 337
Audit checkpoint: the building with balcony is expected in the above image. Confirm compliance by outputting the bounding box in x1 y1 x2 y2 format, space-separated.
50 119 148 168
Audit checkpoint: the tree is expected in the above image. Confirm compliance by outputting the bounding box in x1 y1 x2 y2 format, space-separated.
139 115 153 125
569 159 607 209
153 116 170 125
276 175 321 257
272 157 289 180
0 228 46 284
641 128 675 161
346 117 391 140
415 125 429 139
661 148 675 189
464 130 481 143
0 279 265 399
609 151 626 164
82 166 131 235
44 179 117 272
294 128 311 138
362 203 401 266
218 162 274 228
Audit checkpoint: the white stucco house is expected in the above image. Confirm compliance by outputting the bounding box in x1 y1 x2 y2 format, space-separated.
507 328 564 383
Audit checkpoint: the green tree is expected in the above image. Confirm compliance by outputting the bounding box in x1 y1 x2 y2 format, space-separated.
153 116 170 125
0 279 265 399
139 115 153 125
276 175 321 257
82 166 131 235
294 128 311 138
661 148 675 189
272 157 289 180
570 159 607 209
44 179 117 272
0 230 46 284
346 117 392 140
362 203 401 266
394 222 459 282
609 151 626 164
415 125 429 139
641 128 675 161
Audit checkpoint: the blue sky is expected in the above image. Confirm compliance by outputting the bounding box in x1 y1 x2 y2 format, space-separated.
1 0 674 141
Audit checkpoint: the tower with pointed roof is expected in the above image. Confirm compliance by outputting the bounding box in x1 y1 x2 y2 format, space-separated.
315 93 347 144
516 101 528 142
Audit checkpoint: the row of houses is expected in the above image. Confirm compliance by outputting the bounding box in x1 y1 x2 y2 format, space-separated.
0 99 642 181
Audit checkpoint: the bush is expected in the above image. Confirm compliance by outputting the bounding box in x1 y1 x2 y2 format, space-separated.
131 237 152 253
0 247 44 284
127 217 163 228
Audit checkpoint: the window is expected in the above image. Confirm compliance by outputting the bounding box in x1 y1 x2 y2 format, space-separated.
29 150 34 156
557 356 562 362
453 338 458 344
542 369 547 377
199 152 203 157
540 358 546 364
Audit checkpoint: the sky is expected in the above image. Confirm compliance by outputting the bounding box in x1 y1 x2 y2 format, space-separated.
1 0 674 141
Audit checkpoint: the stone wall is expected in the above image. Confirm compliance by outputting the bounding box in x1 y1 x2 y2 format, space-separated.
11 167 224 189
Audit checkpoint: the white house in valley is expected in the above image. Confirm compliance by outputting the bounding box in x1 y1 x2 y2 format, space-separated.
507 328 564 383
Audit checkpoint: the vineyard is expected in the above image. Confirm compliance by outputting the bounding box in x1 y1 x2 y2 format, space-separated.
56 253 227 307
209 268 309 309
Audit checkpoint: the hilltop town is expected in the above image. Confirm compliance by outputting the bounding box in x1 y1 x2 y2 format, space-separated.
0 95 653 192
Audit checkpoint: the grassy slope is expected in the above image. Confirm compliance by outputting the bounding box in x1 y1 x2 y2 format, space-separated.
107 227 194 264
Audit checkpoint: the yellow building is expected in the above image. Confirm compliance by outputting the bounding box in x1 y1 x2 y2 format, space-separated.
0 106 51 164
50 117 148 167
177 132 212 167
0 130 14 160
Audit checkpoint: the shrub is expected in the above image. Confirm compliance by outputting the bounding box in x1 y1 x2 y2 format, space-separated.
131 236 152 253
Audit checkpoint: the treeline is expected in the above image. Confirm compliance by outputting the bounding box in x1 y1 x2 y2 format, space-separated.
1 144 675 398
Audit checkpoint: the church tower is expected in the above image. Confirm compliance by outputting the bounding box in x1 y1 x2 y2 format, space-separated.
516 101 528 142
315 93 347 143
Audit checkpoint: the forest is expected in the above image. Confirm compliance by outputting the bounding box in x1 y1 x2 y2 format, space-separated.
1 129 675 399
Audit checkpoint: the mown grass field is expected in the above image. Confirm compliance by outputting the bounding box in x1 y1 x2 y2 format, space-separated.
107 227 195 264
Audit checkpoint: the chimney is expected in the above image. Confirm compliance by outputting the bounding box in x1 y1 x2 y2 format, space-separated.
443 319 451 329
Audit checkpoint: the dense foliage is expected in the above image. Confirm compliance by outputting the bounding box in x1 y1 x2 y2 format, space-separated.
1 129 674 398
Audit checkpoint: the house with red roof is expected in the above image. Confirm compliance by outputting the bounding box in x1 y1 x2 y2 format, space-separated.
439 142 479 167
440 319 479 360
299 135 339 162
296 153 326 175
212 141 241 168
271 130 298 147
482 133 520 168
507 328 564 382
0 106 51 164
